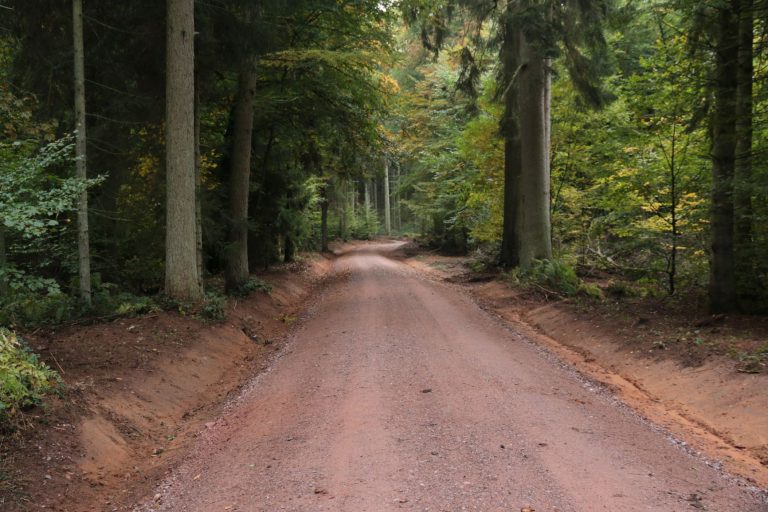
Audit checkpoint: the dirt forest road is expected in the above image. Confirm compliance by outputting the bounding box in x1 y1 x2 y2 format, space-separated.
138 242 767 512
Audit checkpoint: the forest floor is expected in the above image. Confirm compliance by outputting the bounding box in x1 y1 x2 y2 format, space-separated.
1 241 767 511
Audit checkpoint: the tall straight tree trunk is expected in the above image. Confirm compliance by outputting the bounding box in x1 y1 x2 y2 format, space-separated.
165 0 202 301
734 0 754 301
194 70 204 291
383 158 392 235
73 0 92 304
517 23 552 267
224 62 258 292
394 162 402 231
339 182 348 240
709 4 739 312
499 9 521 268
320 185 329 252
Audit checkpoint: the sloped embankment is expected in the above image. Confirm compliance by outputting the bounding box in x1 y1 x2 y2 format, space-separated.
1 256 331 512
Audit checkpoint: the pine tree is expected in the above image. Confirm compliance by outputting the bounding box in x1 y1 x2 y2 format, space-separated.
165 0 203 301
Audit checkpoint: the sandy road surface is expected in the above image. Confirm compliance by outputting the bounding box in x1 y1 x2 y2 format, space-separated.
138 242 766 512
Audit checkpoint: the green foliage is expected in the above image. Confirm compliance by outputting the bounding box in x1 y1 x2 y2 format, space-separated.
0 329 60 424
227 277 272 297
0 281 160 328
505 259 602 300
521 259 581 296
200 293 227 321
350 205 381 240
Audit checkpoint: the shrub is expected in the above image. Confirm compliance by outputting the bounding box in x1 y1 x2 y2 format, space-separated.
522 259 581 296
227 278 272 297
200 293 227 321
0 329 60 425
0 293 78 327
505 259 602 300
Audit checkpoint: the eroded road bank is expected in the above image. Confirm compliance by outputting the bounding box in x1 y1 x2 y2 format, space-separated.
139 242 766 511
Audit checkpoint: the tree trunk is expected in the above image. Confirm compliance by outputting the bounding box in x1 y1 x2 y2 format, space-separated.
734 0 754 301
165 0 203 301
284 235 296 263
320 185 329 252
383 158 392 236
339 183 347 240
394 162 402 231
194 70 204 292
73 0 92 304
224 62 258 292
517 23 552 267
498 10 521 268
708 4 739 312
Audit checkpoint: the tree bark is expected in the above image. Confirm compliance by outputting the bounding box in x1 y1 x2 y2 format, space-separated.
224 62 258 292
394 162 402 232
73 0 92 304
165 0 203 301
194 69 204 292
499 9 521 268
320 185 329 252
383 158 392 236
734 0 754 301
708 4 739 312
284 235 296 263
516 19 552 267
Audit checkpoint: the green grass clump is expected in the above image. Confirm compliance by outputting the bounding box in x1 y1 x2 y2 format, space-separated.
507 259 603 300
0 329 60 425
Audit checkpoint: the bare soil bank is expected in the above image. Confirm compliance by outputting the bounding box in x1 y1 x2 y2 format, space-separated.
0 255 331 512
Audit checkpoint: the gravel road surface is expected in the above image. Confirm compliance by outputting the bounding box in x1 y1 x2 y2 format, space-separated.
138 242 766 512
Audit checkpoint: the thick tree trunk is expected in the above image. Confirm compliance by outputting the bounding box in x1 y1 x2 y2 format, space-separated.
224 63 258 292
517 28 552 267
165 0 203 301
73 0 92 304
709 5 739 312
499 12 521 268
383 159 392 236
734 0 754 301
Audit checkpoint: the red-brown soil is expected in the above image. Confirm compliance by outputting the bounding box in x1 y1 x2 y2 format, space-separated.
3 242 767 511
0 255 331 511
133 241 765 511
406 249 768 488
